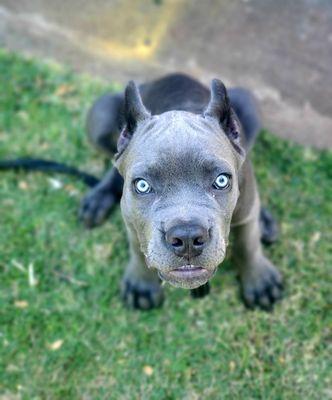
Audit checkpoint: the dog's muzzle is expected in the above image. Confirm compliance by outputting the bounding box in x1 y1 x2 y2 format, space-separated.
146 221 225 289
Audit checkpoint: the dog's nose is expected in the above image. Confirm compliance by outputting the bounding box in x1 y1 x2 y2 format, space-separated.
165 224 210 258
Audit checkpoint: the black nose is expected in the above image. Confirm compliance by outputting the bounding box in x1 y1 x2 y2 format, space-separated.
165 224 210 258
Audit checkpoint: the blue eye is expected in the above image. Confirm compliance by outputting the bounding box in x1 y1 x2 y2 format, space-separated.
213 173 231 190
134 179 151 194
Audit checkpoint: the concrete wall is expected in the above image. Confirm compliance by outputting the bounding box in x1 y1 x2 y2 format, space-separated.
1 0 331 148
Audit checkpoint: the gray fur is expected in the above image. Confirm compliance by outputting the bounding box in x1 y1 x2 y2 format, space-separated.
81 73 283 310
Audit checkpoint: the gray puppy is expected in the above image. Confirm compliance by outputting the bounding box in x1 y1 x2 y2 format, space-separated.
80 74 283 311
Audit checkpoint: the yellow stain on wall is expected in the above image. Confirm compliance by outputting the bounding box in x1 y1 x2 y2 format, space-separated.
81 1 184 61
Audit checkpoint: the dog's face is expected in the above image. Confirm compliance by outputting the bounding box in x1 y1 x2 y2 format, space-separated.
116 80 245 289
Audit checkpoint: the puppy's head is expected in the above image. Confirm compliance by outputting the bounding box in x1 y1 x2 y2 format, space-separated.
115 79 245 289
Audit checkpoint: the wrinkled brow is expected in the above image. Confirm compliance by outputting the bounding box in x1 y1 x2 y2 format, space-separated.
196 156 233 174
130 151 233 180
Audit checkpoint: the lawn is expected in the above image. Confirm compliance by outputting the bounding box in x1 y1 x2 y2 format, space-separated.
0 49 331 399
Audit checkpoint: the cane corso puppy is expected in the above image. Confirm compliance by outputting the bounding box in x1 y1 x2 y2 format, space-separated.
80 74 283 310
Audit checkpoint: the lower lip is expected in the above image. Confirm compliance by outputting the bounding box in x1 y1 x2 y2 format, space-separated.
158 265 214 289
167 266 208 279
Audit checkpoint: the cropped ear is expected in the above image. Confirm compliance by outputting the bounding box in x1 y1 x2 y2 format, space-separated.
204 79 244 156
115 81 150 160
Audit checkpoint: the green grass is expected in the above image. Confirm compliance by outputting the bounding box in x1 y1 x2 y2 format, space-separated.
0 49 331 399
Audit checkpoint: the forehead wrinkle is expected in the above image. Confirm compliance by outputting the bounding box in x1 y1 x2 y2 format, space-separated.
135 111 213 147
163 112 214 140
196 155 234 174
142 148 219 181
127 110 239 174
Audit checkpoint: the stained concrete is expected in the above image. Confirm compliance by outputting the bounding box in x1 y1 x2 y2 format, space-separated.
0 0 331 148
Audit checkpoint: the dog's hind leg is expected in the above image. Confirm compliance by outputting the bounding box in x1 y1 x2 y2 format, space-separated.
79 167 123 228
229 89 278 245
80 93 125 228
259 207 279 245
190 282 210 299
86 92 124 156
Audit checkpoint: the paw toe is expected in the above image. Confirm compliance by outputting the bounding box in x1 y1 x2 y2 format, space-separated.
190 282 210 299
122 280 164 310
242 272 284 311
79 192 115 228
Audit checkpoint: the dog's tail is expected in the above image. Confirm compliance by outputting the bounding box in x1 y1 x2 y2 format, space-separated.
0 158 100 187
228 88 262 151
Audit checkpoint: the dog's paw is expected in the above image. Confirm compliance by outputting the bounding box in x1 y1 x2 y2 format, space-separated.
260 207 279 245
240 257 283 311
79 188 116 229
190 282 210 299
121 278 164 310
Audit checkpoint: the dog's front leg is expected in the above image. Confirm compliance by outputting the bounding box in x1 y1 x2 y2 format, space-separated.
232 200 283 311
121 234 164 310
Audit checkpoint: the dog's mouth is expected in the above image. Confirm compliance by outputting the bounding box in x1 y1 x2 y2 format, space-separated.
158 265 215 289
